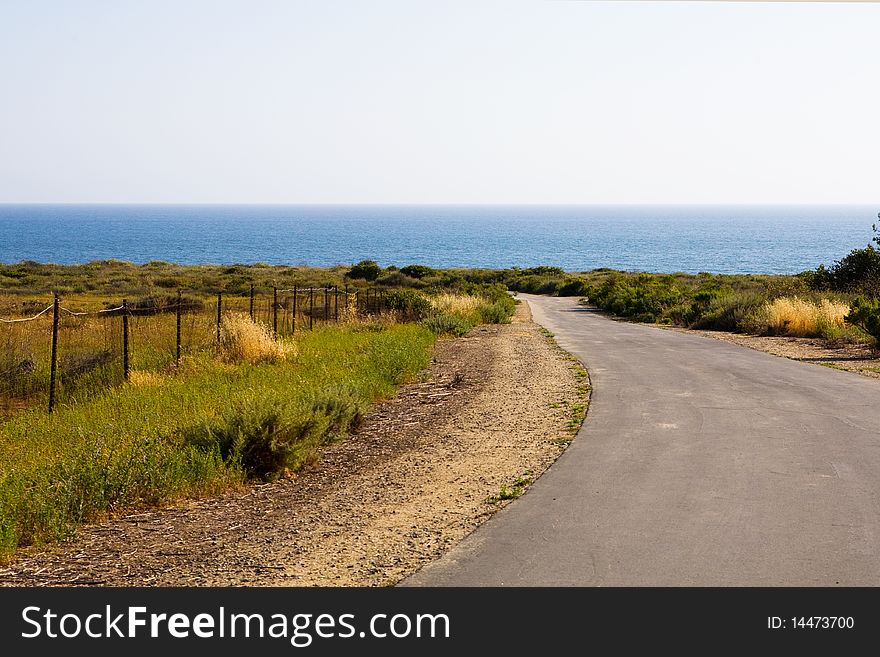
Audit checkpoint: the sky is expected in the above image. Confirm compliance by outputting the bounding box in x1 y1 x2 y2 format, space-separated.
0 0 878 205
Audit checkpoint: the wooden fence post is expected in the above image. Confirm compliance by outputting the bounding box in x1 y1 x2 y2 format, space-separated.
47 294 60 414
216 291 222 344
122 298 130 382
176 289 182 368
273 286 278 338
292 285 298 333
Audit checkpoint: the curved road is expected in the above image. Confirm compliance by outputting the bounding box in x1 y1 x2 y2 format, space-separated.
405 294 880 586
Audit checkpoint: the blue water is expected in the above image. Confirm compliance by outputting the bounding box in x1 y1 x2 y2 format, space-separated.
0 204 876 274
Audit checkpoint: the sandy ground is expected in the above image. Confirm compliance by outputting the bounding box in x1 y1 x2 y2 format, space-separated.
0 301 586 587
668 327 880 379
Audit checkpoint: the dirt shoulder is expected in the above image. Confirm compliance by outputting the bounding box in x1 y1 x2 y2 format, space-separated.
0 301 585 587
666 327 880 379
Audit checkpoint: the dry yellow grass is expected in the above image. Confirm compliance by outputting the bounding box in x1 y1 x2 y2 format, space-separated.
219 313 294 364
763 296 849 337
128 370 167 387
431 293 482 316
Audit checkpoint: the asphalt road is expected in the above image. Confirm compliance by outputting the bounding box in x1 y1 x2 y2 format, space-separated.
404 294 880 586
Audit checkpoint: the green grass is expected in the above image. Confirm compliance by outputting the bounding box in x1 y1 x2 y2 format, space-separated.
488 471 533 504
0 323 434 559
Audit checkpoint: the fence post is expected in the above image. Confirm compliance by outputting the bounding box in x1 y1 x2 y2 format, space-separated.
48 294 60 414
216 291 222 344
273 286 278 338
324 287 329 321
355 289 360 315
309 288 314 330
292 285 297 333
176 289 182 368
122 298 130 382
249 284 255 321
334 286 339 321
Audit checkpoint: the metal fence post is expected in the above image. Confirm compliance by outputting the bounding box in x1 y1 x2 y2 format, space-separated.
122 298 130 381
324 287 329 321
47 294 60 414
334 286 339 321
309 288 314 330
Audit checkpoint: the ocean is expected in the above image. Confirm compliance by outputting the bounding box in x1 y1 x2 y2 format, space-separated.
0 204 876 274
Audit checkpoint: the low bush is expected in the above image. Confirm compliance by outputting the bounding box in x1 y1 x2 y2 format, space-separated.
421 313 473 336
382 289 433 321
846 297 880 345
478 301 514 325
690 292 767 332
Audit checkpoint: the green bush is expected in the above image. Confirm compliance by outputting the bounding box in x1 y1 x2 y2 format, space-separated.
585 274 683 323
400 264 436 279
383 289 433 320
182 388 364 480
556 278 590 297
421 313 473 336
690 292 767 332
809 226 880 297
345 259 382 281
478 301 514 324
846 297 880 344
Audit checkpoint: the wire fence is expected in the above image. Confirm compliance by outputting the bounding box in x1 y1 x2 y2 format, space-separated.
0 286 389 419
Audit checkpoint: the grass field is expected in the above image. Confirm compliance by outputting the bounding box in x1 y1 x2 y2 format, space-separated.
0 266 520 559
0 322 435 558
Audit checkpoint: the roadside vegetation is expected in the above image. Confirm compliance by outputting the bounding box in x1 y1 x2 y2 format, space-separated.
0 272 516 559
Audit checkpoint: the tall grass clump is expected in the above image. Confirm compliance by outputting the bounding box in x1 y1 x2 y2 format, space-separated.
420 287 515 336
432 293 483 317
220 313 293 364
0 323 434 559
758 296 849 337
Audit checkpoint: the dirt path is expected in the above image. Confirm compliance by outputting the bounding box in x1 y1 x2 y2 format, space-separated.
0 301 585 586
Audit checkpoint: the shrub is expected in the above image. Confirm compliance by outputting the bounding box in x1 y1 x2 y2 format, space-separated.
846 297 880 345
478 301 514 324
556 278 589 297
181 389 364 480
421 313 473 337
400 264 436 279
375 271 422 288
585 274 683 323
219 313 293 364
345 260 382 281
382 289 433 321
809 225 880 297
691 292 767 332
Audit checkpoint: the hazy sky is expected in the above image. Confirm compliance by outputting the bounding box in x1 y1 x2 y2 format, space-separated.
0 1 877 204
